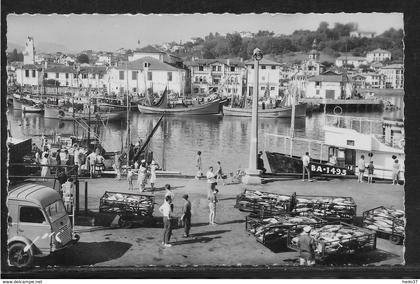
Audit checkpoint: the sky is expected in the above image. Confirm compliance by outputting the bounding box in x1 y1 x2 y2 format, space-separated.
7 13 403 53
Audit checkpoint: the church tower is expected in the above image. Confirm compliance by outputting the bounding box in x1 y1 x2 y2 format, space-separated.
23 36 36 65
308 39 320 62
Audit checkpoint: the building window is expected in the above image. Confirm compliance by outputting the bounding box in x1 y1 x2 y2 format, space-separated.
217 66 221 72
251 65 254 69
200 88 205 93
25 70 29 77
271 66 276 70
119 70 124 80
66 82 69 86
83 74 88 79
261 66 266 69
315 81 321 87
199 76 203 83
56 73 59 79
230 66 235 72
195 76 199 83
212 66 216 72
199 66 204 71
193 88 199 93
270 87 275 91
347 140 355 146
147 72 152 81
316 90 320 95
261 86 265 91
44 73 47 78
203 77 207 83
65 73 69 79
227 88 231 93
32 70 36 77
167 72 172 81
133 88 137 93
132 71 137 80
99 74 104 79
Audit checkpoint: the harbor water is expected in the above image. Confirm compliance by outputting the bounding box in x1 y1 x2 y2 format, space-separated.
7 93 404 175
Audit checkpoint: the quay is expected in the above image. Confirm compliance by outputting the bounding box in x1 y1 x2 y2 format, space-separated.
21 176 404 267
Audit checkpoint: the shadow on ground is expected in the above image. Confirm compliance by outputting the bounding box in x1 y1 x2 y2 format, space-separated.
174 236 222 246
192 219 245 227
36 241 132 266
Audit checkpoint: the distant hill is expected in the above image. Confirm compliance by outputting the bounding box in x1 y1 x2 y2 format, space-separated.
6 41 70 53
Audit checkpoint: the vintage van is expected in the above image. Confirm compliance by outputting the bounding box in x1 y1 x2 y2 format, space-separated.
7 183 80 267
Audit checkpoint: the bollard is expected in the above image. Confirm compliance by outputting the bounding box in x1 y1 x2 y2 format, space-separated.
75 180 79 214
85 181 88 215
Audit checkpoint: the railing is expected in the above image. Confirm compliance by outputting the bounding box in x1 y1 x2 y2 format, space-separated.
374 134 405 150
325 114 384 135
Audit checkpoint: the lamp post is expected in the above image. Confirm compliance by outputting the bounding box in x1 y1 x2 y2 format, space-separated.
242 48 263 185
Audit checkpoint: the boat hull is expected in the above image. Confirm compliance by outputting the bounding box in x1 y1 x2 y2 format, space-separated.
138 99 221 115
22 105 44 113
223 103 307 118
44 105 125 121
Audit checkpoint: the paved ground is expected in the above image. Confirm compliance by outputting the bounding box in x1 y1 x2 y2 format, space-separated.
32 176 404 267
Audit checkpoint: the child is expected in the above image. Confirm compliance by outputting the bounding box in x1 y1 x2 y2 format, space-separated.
367 161 374 184
127 166 134 190
216 161 225 186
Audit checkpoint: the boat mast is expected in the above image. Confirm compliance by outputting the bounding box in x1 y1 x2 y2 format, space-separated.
289 81 296 156
126 61 131 170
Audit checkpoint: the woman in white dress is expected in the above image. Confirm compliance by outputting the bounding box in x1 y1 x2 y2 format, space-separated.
40 153 51 182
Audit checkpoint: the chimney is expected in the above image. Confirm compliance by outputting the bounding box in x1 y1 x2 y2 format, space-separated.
227 59 230 66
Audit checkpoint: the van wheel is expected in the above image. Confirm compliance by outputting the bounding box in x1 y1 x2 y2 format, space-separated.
389 235 401 245
8 242 34 268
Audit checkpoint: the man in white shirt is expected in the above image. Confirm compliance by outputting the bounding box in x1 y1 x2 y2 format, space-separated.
302 152 311 181
159 195 173 247
206 166 217 190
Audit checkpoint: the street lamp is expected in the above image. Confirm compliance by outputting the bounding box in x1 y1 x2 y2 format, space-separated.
242 48 263 185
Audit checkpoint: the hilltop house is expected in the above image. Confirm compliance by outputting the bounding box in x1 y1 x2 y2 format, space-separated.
335 56 368 68
129 45 183 68
107 56 186 96
350 31 376 38
305 71 353 99
363 73 386 89
366 49 392 63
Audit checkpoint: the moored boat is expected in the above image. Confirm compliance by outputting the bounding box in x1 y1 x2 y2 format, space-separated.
44 104 125 121
223 103 307 118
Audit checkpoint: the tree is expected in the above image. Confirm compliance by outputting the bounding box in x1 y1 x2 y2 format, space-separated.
226 32 242 55
77 53 89 64
8 48 23 62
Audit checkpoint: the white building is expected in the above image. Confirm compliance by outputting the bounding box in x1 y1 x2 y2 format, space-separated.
96 54 113 66
305 71 353 99
350 31 376 38
245 58 282 99
379 64 404 89
107 56 186 96
15 64 42 87
363 73 386 89
335 56 368 68
366 49 392 63
186 59 245 97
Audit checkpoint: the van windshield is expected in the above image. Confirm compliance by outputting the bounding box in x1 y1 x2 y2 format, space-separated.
45 200 67 222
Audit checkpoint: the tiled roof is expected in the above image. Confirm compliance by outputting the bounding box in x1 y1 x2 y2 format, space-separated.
115 57 179 71
336 56 367 61
308 74 349 83
380 64 403 69
185 58 245 67
369 48 391 54
79 66 107 75
244 58 282 66
45 64 75 73
22 64 42 70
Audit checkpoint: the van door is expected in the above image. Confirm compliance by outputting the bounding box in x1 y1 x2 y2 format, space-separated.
7 201 18 238
17 205 51 254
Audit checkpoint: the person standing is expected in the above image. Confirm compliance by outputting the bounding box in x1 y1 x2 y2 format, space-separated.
113 152 122 180
195 151 203 179
159 195 173 247
61 177 74 213
127 166 134 190
87 150 97 178
257 151 266 174
215 161 225 186
297 226 316 266
358 155 366 183
164 184 175 210
181 194 192 238
367 161 374 184
207 187 219 225
56 149 62 166
40 153 50 182
73 144 81 176
301 152 311 181
392 159 400 185
149 160 158 192
206 166 217 190
137 160 147 192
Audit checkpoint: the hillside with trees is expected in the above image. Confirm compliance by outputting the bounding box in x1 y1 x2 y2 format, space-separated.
173 22 403 63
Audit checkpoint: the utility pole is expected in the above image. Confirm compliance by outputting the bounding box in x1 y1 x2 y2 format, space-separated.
126 62 130 171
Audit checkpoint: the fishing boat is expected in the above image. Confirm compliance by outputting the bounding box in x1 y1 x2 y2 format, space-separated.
138 88 221 115
43 104 125 121
264 115 405 182
223 103 307 118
